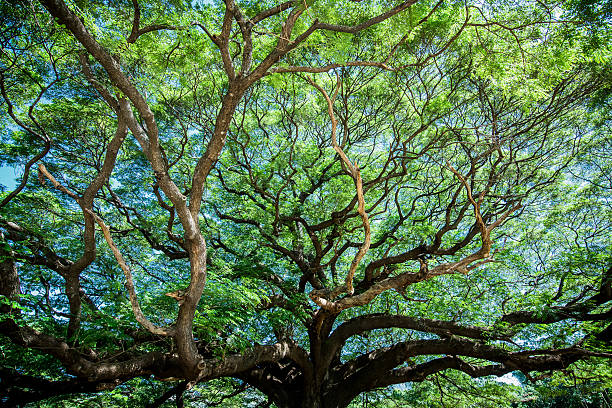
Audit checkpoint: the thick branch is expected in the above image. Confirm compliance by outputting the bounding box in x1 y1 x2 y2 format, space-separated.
0 317 180 382
195 342 312 385
0 368 112 407
335 337 609 403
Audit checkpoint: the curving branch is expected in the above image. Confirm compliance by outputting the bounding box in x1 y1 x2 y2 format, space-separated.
36 105 128 337
0 251 181 388
502 265 612 327
332 337 611 405
38 0 210 368
0 315 180 380
85 209 174 336
308 197 521 314
307 76 371 299
127 0 179 44
0 219 73 275
0 73 52 208
316 314 516 380
0 368 112 407
327 314 512 351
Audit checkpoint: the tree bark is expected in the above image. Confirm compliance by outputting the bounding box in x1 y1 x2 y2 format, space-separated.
0 234 20 310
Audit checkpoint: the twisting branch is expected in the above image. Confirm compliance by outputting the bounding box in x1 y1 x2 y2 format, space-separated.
85 209 174 336
307 76 371 299
37 164 79 200
268 0 444 76
36 102 129 337
443 163 521 274
392 165 522 283
38 0 210 369
188 0 421 217
0 74 52 208
127 0 179 44
38 164 173 337
307 197 520 314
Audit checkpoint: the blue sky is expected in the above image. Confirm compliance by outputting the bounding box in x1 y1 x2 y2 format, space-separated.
0 165 18 190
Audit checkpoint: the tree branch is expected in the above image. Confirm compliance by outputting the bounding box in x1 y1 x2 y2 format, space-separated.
85 209 175 336
307 76 371 299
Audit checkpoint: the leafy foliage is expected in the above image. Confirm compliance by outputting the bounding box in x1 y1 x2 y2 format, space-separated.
0 0 610 407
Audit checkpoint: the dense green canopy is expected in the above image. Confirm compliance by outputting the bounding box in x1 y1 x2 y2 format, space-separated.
0 0 611 406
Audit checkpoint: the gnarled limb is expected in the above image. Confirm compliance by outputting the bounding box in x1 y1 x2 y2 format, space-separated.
0 368 115 407
194 342 313 390
331 338 611 406
0 252 181 387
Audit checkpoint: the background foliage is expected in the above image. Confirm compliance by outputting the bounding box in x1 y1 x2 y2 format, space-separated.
0 0 611 406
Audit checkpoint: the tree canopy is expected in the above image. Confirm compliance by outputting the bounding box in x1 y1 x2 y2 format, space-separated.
0 0 611 406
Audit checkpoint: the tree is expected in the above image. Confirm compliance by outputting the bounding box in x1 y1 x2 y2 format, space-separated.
0 0 610 406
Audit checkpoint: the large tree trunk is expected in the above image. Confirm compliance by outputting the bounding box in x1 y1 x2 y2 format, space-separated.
269 391 340 408
281 389 353 408
242 371 356 408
